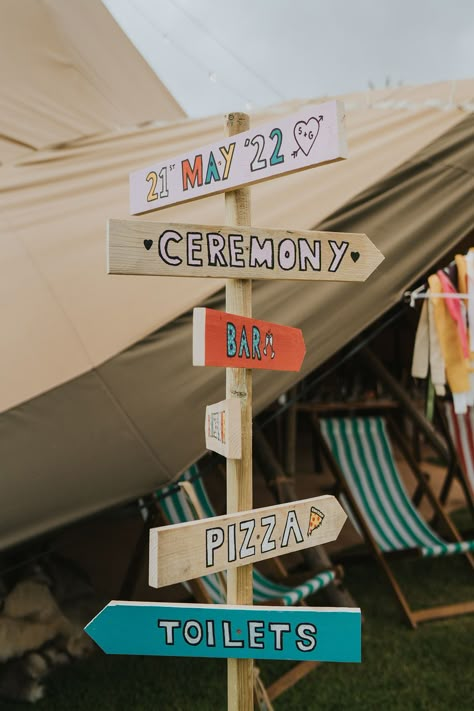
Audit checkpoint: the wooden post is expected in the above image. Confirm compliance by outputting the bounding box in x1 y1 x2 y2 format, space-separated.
225 112 253 711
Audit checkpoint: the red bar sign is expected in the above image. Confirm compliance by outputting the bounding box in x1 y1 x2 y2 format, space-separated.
193 308 306 372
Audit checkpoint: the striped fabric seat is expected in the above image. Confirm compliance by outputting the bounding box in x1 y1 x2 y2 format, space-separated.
444 402 474 505
158 466 335 606
320 417 474 558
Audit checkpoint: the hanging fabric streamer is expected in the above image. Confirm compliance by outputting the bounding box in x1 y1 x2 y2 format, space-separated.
427 294 446 396
428 273 469 414
411 298 429 379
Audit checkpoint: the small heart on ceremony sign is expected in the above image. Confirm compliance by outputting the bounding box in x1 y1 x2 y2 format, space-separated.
144 239 153 251
351 252 360 263
293 116 321 156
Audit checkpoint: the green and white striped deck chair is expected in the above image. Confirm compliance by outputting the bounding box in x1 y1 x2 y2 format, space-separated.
316 416 474 628
157 465 337 702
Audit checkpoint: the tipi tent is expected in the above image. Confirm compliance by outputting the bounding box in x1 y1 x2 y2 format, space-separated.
1 3 473 549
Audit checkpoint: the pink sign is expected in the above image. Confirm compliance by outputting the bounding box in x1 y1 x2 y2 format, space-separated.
129 100 347 215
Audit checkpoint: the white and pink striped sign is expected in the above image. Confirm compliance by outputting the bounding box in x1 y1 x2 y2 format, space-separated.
129 100 347 215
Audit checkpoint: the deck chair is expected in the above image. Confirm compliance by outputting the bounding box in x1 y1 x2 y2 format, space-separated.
313 415 474 628
438 401 474 516
158 465 339 704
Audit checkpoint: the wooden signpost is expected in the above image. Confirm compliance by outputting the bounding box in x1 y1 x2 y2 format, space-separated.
193 307 306 372
108 220 383 282
205 399 241 459
86 601 361 663
149 495 346 588
90 102 383 710
129 100 347 215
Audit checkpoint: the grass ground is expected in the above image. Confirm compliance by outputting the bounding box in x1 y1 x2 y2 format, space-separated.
3 548 473 711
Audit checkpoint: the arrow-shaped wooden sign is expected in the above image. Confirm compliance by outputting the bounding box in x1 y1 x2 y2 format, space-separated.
129 100 347 215
108 220 383 282
149 495 346 589
193 308 305 372
85 601 361 663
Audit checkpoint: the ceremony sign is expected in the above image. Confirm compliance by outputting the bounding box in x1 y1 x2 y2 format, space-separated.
129 100 347 214
86 601 361 663
92 106 375 710
205 399 241 459
108 220 383 281
149 495 346 589
193 307 306 371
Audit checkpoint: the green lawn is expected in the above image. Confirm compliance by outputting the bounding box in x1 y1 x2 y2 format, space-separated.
3 552 473 710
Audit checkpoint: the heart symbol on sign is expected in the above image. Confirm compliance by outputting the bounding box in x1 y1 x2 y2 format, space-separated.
293 115 322 157
144 239 153 251
351 252 360 262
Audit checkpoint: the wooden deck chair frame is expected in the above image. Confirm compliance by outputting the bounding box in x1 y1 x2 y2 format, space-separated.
311 412 474 629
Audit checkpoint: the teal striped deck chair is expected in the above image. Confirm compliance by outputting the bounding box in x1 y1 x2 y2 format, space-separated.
315 415 474 628
157 465 338 703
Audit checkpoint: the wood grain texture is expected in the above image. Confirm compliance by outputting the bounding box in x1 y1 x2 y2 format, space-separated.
193 307 306 372
129 100 347 215
205 398 242 459
148 495 347 588
107 219 384 282
224 111 253 711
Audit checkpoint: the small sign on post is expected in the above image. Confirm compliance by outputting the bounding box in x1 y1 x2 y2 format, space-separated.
193 307 306 372
205 399 241 459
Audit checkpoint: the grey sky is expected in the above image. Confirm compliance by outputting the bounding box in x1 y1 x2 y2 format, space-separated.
103 0 474 116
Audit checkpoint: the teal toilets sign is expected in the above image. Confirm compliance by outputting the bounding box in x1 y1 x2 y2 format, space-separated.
85 601 361 663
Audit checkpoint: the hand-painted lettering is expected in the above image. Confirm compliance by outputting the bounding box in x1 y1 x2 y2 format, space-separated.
222 621 244 647
238 326 250 358
229 234 245 267
268 622 291 651
239 520 256 559
248 621 265 649
299 239 321 271
182 155 203 191
260 515 276 553
207 233 227 266
227 322 237 357
252 326 261 360
205 151 220 185
206 527 225 567
295 623 317 651
183 620 203 645
158 230 183 266
219 142 235 180
329 239 349 272
158 619 180 645
228 523 236 563
250 236 274 269
187 232 203 266
278 238 297 270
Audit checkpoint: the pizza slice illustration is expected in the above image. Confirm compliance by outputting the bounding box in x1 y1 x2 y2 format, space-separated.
307 506 324 536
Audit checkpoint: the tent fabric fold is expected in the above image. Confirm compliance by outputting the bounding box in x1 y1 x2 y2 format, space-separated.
0 0 184 162
1 80 474 549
